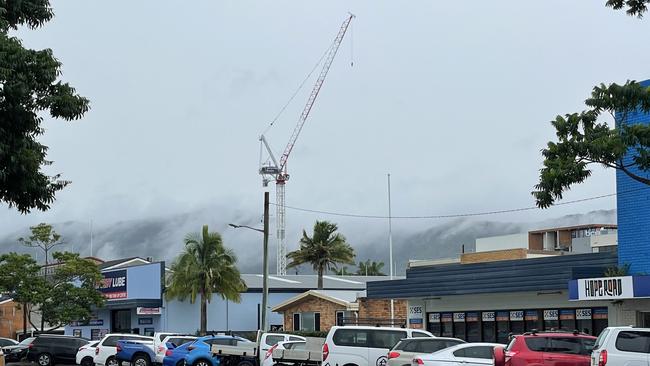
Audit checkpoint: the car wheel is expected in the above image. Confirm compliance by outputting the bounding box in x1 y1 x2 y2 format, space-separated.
193 359 211 366
82 357 94 366
106 356 119 366
133 354 151 366
236 361 254 366
38 353 52 366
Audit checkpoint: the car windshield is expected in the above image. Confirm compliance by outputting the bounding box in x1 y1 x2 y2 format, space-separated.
19 338 35 346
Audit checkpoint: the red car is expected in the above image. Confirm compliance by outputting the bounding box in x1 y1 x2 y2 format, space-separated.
494 331 596 366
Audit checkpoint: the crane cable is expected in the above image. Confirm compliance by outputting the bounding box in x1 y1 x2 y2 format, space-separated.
268 186 649 220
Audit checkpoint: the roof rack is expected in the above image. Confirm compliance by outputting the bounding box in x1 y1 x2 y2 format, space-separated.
520 329 589 336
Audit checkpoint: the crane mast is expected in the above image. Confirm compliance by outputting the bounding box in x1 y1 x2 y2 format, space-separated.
259 14 354 275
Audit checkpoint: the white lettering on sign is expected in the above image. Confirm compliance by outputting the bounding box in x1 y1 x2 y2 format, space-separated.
544 310 558 320
576 309 592 320
510 311 524 321
136 307 161 315
577 276 634 300
453 313 465 322
482 312 495 322
428 313 440 323
409 306 423 316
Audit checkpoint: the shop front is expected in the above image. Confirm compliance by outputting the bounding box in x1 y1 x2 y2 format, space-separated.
65 261 164 340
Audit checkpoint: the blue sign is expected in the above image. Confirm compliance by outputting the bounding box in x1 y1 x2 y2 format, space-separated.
138 318 153 325
98 270 127 300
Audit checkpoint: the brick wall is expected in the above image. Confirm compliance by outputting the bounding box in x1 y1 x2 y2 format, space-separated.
280 296 347 332
461 248 528 264
529 233 543 250
617 79 650 274
0 300 24 338
357 298 407 320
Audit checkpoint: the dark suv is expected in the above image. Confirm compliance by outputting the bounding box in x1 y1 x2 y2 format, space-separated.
495 331 596 366
26 335 90 366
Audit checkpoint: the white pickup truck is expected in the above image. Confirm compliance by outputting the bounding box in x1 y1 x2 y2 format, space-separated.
211 332 322 366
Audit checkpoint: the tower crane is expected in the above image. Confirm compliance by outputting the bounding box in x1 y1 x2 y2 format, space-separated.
259 13 354 275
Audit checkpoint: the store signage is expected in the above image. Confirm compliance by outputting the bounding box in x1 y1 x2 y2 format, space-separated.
428 313 440 323
408 305 424 326
593 308 608 319
576 309 592 320
466 312 479 322
137 307 161 315
544 310 558 320
510 311 524 321
441 313 453 322
98 270 127 300
70 319 104 327
482 312 495 322
560 309 575 320
525 310 539 321
453 313 465 322
496 311 509 321
138 317 153 325
578 276 633 300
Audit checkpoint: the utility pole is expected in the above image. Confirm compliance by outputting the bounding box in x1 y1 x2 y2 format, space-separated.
388 174 395 322
262 191 270 332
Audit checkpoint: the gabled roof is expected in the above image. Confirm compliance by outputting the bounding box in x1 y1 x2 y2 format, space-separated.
100 257 151 270
0 295 14 305
272 290 361 312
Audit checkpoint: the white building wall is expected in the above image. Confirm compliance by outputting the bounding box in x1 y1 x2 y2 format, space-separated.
475 233 529 253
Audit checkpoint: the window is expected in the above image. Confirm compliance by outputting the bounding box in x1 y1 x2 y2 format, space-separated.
525 337 548 352
593 329 610 350
336 311 345 326
419 339 463 353
453 346 495 359
315 313 321 331
102 336 120 347
266 335 285 347
209 338 236 346
289 336 303 341
369 330 407 349
615 331 650 353
412 331 429 338
547 337 583 355
169 338 194 347
332 329 369 347
293 314 301 331
0 339 14 347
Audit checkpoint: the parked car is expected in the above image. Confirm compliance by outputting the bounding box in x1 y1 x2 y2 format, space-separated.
590 327 650 366
3 337 34 362
0 337 18 348
76 341 99 366
493 331 596 366
322 326 434 366
155 335 197 364
115 339 156 366
163 342 194 366
185 335 252 366
413 342 502 366
25 334 90 366
262 340 306 366
388 337 465 366
258 333 305 364
94 334 155 366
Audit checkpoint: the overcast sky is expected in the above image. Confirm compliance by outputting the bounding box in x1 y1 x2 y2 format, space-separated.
1 1 648 242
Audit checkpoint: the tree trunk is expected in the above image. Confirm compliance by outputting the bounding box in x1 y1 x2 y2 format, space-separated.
200 293 207 335
23 302 27 336
317 267 324 290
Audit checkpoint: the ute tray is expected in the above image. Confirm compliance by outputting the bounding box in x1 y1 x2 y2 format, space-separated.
272 337 324 364
211 343 258 357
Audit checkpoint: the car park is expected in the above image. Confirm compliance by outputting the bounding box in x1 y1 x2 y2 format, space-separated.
163 342 194 366
493 331 596 366
94 333 155 366
322 326 434 366
590 327 650 366
3 337 34 362
76 341 100 366
185 335 252 366
413 343 501 366
156 335 197 364
25 334 90 366
388 337 465 366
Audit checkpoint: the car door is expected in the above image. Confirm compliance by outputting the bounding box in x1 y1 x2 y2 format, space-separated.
543 337 590 366
452 346 495 366
369 330 407 366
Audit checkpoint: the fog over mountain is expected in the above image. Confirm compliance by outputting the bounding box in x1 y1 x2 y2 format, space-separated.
0 207 616 275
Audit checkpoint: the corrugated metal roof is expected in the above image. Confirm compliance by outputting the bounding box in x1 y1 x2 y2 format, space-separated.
366 252 617 299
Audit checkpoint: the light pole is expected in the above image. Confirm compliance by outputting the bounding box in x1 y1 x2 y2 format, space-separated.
228 191 270 332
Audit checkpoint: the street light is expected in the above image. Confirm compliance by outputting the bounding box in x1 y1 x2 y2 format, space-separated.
228 191 270 332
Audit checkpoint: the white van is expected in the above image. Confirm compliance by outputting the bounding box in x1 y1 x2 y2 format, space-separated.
591 327 650 366
323 326 434 366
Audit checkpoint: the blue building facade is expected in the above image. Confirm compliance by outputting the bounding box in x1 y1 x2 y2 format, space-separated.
616 79 650 274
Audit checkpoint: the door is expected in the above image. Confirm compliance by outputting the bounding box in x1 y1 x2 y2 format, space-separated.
452 346 495 366
111 309 132 333
543 337 590 366
368 330 407 366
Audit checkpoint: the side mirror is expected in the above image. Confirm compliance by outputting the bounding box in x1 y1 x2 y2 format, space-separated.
493 346 506 366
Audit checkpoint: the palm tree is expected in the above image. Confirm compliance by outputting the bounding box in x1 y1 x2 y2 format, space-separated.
335 266 354 275
356 259 386 276
287 221 355 289
166 225 246 334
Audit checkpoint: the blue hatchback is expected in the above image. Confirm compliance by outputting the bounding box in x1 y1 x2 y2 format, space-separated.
163 342 192 366
184 335 252 366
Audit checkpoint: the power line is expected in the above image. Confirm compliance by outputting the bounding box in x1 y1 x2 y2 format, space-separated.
269 187 649 220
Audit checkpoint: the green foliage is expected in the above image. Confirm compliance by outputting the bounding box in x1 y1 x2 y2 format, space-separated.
18 223 64 264
0 1 90 214
334 266 354 275
356 260 386 276
533 81 650 208
605 0 649 17
287 221 355 289
166 225 246 334
604 263 631 277
0 251 104 330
